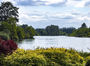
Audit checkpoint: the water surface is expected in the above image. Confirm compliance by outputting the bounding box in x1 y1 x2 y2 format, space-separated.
18 36 90 52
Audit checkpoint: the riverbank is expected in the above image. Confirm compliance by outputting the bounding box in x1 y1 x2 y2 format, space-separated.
0 48 90 66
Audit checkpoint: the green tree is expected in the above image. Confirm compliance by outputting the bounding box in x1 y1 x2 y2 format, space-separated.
70 28 90 37
36 29 47 36
46 25 59 36
25 26 36 38
81 23 87 28
17 26 25 40
0 18 18 40
21 25 36 39
60 27 76 35
0 2 19 22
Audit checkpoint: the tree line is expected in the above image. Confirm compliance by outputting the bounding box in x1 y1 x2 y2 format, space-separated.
36 25 76 36
36 23 90 37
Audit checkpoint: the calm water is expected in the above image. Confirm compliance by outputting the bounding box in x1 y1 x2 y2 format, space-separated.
18 36 90 52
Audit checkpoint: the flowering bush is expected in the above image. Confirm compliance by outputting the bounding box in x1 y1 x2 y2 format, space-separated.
0 40 17 55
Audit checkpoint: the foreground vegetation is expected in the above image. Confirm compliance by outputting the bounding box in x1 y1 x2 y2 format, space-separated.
0 48 90 66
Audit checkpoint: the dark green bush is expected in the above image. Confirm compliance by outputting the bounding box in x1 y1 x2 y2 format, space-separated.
0 32 10 40
86 60 90 66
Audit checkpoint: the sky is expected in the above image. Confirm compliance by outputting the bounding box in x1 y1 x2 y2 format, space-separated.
0 0 90 28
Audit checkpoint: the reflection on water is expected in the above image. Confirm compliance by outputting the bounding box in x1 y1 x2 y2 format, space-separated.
17 36 90 52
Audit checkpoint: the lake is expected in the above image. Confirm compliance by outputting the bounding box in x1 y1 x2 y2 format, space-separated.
17 36 90 52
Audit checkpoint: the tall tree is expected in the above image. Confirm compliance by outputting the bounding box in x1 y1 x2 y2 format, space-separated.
81 23 87 28
0 2 19 22
46 25 59 36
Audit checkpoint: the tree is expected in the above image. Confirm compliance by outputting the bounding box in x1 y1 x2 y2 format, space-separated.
36 29 47 36
25 26 36 38
81 23 87 28
60 27 76 35
21 25 36 39
0 2 19 22
46 25 59 36
17 26 25 40
0 18 19 41
21 24 28 29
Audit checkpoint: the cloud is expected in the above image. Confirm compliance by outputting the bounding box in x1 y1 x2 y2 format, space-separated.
18 5 90 23
15 0 67 6
14 0 90 8
41 0 66 6
19 13 47 22
1 0 19 5
85 1 90 7
0 0 90 8
17 0 45 6
66 0 90 8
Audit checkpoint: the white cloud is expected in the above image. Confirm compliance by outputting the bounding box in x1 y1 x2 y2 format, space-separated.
19 13 47 22
1 0 90 8
66 0 90 7
40 0 64 5
2 0 18 5
77 16 90 21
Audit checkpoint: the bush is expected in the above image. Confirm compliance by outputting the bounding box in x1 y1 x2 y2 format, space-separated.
0 32 10 40
86 60 90 66
0 40 17 55
39 48 84 66
85 56 90 66
0 48 85 66
3 49 46 66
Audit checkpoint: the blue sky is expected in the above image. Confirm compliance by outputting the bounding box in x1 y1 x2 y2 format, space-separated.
0 0 90 28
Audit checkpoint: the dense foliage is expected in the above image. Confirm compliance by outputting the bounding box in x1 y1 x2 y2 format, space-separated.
0 48 88 66
0 32 10 40
0 2 18 22
36 23 90 37
21 24 36 39
0 39 17 55
46 25 60 36
70 23 90 37
60 27 76 35
0 21 36 41
36 25 75 36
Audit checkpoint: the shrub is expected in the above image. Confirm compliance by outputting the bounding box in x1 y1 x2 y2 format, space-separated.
0 48 85 66
0 40 17 55
86 60 90 66
0 32 10 40
39 48 84 66
85 56 90 66
3 49 46 66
